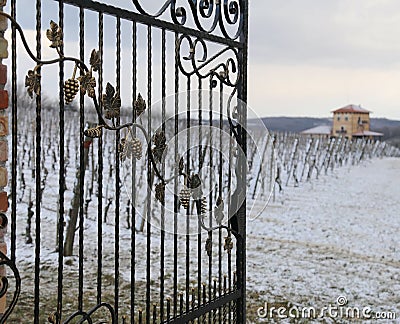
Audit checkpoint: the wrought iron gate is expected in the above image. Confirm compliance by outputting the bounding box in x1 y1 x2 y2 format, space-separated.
2 0 248 322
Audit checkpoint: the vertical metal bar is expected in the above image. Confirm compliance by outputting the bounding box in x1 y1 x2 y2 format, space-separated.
227 140 232 322
10 0 17 268
227 93 234 324
57 1 65 321
232 271 237 323
78 6 85 312
208 79 214 324
97 11 104 306
159 27 166 323
130 20 137 324
191 287 195 310
10 1 19 320
218 80 223 323
166 298 171 321
236 0 249 321
115 16 122 323
202 283 207 324
223 275 227 322
138 309 143 324
212 279 217 322
152 304 157 324
145 24 152 324
173 32 179 318
185 76 190 312
34 1 42 322
197 78 202 309
179 293 184 315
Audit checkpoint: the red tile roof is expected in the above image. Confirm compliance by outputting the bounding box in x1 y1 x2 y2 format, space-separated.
332 104 370 114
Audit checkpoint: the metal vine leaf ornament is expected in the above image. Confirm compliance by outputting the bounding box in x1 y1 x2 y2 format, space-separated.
0 5 246 322
214 196 224 224
25 68 41 98
155 182 165 205
89 48 101 72
178 156 185 175
189 173 202 199
46 20 63 51
152 131 167 163
205 233 212 256
224 236 233 254
175 158 237 238
30 16 241 241
103 82 121 120
77 70 96 98
134 93 146 117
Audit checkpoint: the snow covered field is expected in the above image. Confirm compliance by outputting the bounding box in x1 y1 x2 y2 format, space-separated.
7 109 400 322
247 157 400 323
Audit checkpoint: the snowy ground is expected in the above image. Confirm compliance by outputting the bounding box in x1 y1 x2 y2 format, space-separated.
7 156 400 323
246 157 400 323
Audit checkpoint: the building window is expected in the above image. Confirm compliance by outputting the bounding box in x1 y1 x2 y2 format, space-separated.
345 116 348 121
337 116 340 121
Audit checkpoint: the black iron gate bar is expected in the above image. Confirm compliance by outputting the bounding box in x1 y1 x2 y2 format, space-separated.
4 0 248 323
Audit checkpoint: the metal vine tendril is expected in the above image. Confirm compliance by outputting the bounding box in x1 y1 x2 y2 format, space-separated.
0 13 166 186
0 9 241 321
176 33 242 143
0 11 170 323
0 251 21 323
1 10 241 215
130 0 243 40
49 302 115 324
174 32 242 237
178 158 239 237
177 34 239 87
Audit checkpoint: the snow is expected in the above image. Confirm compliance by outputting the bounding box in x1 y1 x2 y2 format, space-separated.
7 109 400 322
247 157 400 322
10 156 400 322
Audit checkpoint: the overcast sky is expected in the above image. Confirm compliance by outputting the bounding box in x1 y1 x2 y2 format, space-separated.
249 0 400 119
6 0 400 120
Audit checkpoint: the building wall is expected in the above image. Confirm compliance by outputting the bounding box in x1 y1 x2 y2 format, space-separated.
332 112 370 138
351 113 370 134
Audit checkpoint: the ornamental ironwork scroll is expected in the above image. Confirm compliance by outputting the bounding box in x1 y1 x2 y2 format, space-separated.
1 5 246 321
128 0 244 40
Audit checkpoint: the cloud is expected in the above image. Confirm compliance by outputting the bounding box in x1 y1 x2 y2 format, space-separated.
4 0 400 119
246 0 400 119
248 63 400 119
249 0 400 69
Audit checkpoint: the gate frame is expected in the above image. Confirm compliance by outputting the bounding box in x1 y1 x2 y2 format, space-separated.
3 0 249 322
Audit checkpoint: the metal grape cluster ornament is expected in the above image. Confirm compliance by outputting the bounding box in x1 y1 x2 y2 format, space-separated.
21 18 234 251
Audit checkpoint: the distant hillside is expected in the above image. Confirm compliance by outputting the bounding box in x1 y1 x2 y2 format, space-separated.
258 116 400 147
371 118 400 147
370 118 400 129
